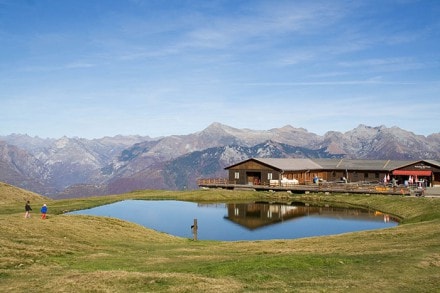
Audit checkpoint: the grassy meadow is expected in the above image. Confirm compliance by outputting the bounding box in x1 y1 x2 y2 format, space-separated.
1 182 440 292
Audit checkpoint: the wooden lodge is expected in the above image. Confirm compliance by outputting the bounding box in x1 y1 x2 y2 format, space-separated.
198 158 440 195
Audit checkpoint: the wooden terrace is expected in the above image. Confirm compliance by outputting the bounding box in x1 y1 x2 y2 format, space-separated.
197 178 415 196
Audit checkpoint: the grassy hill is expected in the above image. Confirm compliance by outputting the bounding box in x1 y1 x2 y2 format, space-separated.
0 182 51 215
1 183 439 292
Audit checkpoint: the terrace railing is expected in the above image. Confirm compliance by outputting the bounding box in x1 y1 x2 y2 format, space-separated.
197 178 229 185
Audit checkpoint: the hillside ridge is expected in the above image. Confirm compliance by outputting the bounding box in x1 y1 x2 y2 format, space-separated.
0 182 47 206
1 123 439 197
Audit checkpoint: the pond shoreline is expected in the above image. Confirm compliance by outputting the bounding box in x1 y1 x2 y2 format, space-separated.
68 199 398 241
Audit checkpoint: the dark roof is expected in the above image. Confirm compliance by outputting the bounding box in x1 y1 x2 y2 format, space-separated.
414 160 440 168
225 158 440 172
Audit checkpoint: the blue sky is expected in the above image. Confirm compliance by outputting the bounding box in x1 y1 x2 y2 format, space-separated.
1 0 439 138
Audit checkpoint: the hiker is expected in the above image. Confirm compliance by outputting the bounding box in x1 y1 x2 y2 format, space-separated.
25 201 32 218
41 204 48 219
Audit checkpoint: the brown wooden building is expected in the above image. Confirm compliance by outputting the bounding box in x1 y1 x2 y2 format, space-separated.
225 158 440 187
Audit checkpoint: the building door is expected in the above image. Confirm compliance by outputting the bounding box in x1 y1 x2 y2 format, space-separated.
247 172 261 185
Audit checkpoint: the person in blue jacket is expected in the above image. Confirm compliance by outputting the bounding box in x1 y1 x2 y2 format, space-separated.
40 204 48 219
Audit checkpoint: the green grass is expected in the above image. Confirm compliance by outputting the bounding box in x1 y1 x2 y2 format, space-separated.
1 185 440 292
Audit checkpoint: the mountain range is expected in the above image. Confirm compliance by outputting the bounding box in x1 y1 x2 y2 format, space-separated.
1 123 439 198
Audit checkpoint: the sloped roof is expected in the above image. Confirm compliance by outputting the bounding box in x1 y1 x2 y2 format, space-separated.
312 159 414 171
413 160 440 168
225 158 440 172
255 158 322 171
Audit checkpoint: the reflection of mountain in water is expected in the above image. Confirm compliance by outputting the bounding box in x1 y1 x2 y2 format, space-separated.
225 203 396 230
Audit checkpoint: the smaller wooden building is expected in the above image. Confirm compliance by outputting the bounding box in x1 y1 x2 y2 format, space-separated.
225 158 440 187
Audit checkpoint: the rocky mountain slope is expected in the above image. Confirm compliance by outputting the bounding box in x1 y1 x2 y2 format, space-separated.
1 123 439 197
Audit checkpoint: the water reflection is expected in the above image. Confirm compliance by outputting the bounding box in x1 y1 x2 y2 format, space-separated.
68 200 398 241
226 202 397 230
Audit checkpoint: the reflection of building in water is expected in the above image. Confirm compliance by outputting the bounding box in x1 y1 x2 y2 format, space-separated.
374 210 391 222
225 203 397 230
197 203 226 208
226 203 316 230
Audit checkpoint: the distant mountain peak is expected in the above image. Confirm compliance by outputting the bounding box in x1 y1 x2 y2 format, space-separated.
272 125 309 133
1 123 439 197
202 122 235 133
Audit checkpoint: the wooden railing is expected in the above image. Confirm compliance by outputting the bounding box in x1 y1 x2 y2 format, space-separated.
196 178 412 195
197 178 229 185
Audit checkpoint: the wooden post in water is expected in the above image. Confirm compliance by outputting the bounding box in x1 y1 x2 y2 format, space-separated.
191 219 198 241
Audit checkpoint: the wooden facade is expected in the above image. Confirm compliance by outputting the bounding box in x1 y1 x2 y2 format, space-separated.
391 160 440 187
225 158 440 187
227 159 283 186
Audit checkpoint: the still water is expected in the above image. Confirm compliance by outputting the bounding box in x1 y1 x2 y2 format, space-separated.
68 200 398 241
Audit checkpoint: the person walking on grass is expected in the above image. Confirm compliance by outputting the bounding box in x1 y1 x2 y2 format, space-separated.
25 200 32 218
41 204 47 219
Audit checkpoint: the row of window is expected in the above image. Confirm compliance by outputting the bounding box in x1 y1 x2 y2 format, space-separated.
234 172 382 180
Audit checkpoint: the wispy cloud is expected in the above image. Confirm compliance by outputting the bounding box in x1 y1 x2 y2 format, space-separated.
239 79 417 87
111 1 354 61
65 62 95 69
2 0 439 138
21 61 96 72
337 57 428 72
182 1 351 49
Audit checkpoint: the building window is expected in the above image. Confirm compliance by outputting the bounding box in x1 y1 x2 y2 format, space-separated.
375 173 379 179
234 172 240 179
364 172 369 178
267 172 273 180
